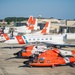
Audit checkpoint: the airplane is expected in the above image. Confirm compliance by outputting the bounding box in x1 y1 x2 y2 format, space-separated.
0 21 50 42
0 16 35 41
3 16 34 34
14 16 38 34
4 32 75 48
23 47 75 68
0 16 34 42
4 34 66 45
2 15 38 37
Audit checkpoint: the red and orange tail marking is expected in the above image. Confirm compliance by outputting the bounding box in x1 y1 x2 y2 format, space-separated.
28 18 37 30
28 26 34 30
26 16 36 30
16 36 25 44
27 16 33 25
41 22 49 34
31 18 36 25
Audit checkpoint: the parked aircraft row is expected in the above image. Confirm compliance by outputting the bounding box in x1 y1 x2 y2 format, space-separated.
0 16 75 48
1 15 75 68
0 18 50 42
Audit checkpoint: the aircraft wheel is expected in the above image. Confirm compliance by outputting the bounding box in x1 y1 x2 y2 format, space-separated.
30 65 32 68
18 52 22 57
69 63 75 68
56 46 61 49
23 61 29 64
52 64 55 68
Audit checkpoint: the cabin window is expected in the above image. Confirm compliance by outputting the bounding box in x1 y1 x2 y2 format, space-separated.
33 39 35 40
29 39 31 41
46 38 48 40
41 38 44 40
37 39 39 40
50 38 52 40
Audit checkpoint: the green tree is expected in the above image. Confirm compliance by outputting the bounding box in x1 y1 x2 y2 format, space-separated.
7 21 10 25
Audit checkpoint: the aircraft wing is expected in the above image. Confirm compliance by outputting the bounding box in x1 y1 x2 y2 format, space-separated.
42 42 75 48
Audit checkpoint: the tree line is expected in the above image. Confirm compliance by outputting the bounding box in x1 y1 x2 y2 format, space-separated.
4 17 29 22
3 17 56 23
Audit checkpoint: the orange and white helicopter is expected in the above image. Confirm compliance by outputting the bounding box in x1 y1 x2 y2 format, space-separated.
13 44 47 58
23 47 75 68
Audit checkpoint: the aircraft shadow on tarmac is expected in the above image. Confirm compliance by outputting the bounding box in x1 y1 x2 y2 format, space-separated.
5 56 75 68
0 46 24 49
5 56 29 60
19 63 75 68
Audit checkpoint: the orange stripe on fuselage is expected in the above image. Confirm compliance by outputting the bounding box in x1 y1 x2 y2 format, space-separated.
16 36 25 44
3 34 10 40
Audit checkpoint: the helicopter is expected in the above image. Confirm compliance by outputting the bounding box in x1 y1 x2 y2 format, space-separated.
13 44 47 58
23 47 75 68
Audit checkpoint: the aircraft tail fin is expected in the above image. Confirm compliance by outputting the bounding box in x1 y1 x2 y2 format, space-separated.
33 18 38 30
27 18 38 30
27 16 33 25
41 22 50 34
32 21 50 35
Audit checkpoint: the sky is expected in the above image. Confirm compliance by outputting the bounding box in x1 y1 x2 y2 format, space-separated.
0 0 75 19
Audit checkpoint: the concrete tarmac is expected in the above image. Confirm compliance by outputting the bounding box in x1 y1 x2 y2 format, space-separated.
0 41 75 75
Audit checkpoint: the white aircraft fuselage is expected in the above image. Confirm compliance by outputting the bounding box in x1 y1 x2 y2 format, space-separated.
4 34 66 45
